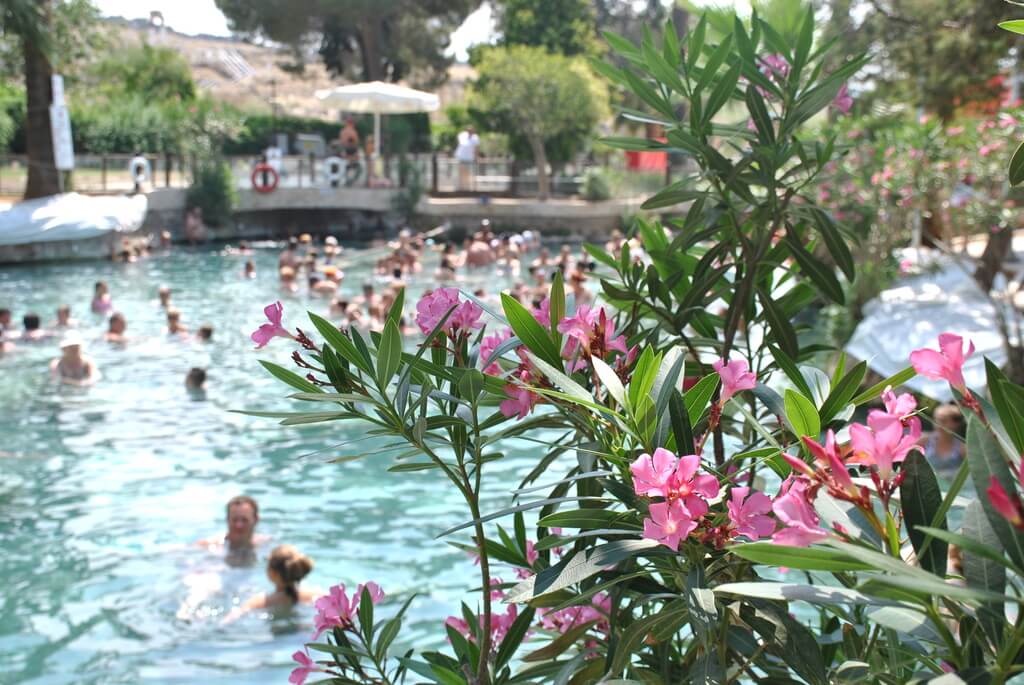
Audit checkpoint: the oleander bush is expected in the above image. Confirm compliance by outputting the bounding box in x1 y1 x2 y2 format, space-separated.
250 11 1024 685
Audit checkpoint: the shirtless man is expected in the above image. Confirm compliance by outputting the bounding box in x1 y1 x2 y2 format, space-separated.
53 305 77 329
104 312 129 344
20 313 52 343
167 308 189 337
0 308 12 335
50 333 99 386
279 238 300 271
197 495 270 566
308 274 338 297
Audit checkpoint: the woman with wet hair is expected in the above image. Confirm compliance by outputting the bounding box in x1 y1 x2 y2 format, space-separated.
221 545 317 623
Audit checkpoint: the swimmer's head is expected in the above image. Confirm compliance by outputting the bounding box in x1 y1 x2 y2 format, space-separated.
267 545 313 602
23 313 40 331
198 325 214 342
95 281 108 296
166 308 181 324
109 312 126 333
186 367 207 389
244 260 255 273
225 495 258 547
158 286 171 304
57 305 71 323
0 308 9 326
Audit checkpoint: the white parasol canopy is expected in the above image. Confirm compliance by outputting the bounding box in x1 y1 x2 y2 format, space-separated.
315 81 440 165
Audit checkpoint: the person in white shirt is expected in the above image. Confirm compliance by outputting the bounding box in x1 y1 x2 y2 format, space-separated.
455 126 480 191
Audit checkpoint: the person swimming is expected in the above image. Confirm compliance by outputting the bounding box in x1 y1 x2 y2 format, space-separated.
53 304 77 329
91 281 113 314
49 332 99 386
158 286 172 309
197 495 270 566
167 308 189 337
104 312 129 345
221 545 316 624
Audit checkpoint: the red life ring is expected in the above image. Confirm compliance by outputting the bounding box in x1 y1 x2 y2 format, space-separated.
251 163 279 193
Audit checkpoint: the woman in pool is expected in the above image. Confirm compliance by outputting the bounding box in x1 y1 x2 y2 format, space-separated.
91 281 112 314
222 545 316 623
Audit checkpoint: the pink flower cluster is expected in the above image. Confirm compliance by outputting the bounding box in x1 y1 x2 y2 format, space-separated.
713 358 757 404
771 476 829 546
558 305 629 371
538 592 611 635
415 288 483 336
910 332 974 392
312 581 385 640
630 449 720 550
445 604 520 648
289 581 385 685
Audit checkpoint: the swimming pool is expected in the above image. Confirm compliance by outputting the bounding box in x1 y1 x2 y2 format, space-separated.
0 245 546 684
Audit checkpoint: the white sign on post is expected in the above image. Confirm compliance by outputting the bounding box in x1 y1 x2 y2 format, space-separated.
50 75 74 171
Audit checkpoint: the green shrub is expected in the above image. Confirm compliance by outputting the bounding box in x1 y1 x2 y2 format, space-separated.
581 167 611 201
223 113 432 156
186 160 236 227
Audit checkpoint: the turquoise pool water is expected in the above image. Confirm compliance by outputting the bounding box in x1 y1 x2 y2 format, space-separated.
0 245 544 684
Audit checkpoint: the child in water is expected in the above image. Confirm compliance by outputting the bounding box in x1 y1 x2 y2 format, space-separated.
221 545 316 624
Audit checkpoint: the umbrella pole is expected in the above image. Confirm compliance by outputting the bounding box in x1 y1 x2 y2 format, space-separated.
373 112 381 187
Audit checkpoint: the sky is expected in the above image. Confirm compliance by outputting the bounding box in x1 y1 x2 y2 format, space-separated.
92 0 495 62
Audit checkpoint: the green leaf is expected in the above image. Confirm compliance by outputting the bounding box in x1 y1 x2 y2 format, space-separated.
694 34 732 95
962 499 1006 649
549 271 565 335
505 539 659 603
308 312 372 375
525 352 595 408
686 14 708 72
784 231 845 304
770 345 814 399
900 451 947 576
592 357 627 409
376 319 402 389
851 366 916 405
808 207 856 281
457 369 486 404
986 359 1024 454
608 600 688 677
1014 138 1024 185
792 6 814 75
522 619 598 662
538 508 635 530
640 185 705 210
758 288 799 358
702 61 742 125
967 415 1024 570
819 361 866 424
729 543 874 572
259 360 323 394
999 19 1024 35
668 391 694 453
715 581 884 606
684 373 719 426
745 84 775 144
784 388 820 438
385 285 405 330
494 606 535 672
501 293 561 368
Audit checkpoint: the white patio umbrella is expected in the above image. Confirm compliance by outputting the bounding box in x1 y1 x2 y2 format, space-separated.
314 81 440 161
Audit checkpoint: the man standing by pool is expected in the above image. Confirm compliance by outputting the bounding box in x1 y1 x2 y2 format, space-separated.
198 495 269 565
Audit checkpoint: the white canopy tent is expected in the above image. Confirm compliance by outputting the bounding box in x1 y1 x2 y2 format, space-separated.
314 81 440 167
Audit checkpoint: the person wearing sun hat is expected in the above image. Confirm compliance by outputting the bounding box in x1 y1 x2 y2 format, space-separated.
49 331 99 385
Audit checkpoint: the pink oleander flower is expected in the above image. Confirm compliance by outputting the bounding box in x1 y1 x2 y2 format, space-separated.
532 297 551 326
489 577 506 601
312 582 384 640
771 477 828 547
880 389 921 433
988 477 1024 529
539 593 611 634
800 431 859 500
289 650 322 685
558 305 626 365
643 500 698 551
947 125 965 136
899 258 913 274
727 487 775 540
415 287 483 335
516 540 538 579
848 412 919 481
480 328 513 375
910 333 975 390
759 54 790 81
713 358 757 403
446 605 520 647
251 301 293 348
832 83 853 115
499 383 536 420
629 449 719 511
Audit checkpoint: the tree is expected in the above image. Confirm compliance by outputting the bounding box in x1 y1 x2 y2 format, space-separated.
215 0 479 87
819 0 1017 120
471 45 606 200
91 43 196 103
493 0 600 57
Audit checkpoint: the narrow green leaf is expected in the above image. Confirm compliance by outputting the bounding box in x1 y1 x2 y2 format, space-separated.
961 500 1006 649
819 361 866 424
684 373 719 426
851 366 915 405
999 19 1024 35
967 415 1024 570
260 360 323 394
730 543 873 571
784 388 820 438
376 320 402 389
501 293 561 368
900 452 947 576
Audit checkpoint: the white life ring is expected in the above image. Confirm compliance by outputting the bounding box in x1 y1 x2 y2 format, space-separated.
323 156 345 186
129 156 151 184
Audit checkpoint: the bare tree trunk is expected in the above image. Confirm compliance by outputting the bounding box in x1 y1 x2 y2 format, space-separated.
23 10 60 200
975 226 1013 293
530 137 549 201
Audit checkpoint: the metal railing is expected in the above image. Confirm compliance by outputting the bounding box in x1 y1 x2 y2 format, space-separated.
0 152 673 200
